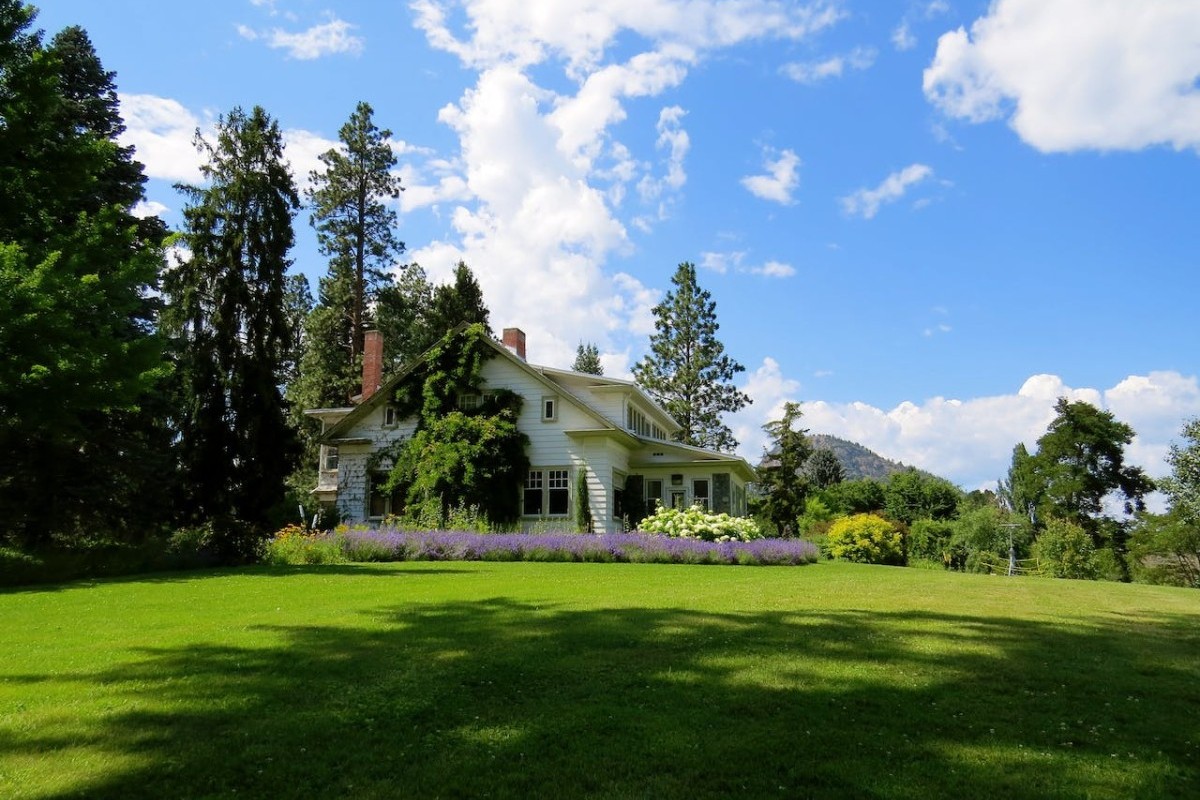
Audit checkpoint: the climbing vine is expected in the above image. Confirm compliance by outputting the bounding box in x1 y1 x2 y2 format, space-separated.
374 324 530 526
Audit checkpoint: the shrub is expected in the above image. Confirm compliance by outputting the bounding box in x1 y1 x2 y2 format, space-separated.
908 519 955 566
1033 518 1097 580
263 524 347 565
827 513 903 565
637 505 762 542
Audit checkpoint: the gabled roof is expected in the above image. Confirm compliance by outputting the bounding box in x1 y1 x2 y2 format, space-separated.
313 326 756 480
535 365 681 434
318 324 621 443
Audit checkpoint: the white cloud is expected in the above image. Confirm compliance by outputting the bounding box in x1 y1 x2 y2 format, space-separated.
408 1 838 365
130 200 169 218
730 368 1200 491
730 357 803 459
923 0 1200 153
740 147 801 204
242 17 365 60
782 46 876 84
118 94 206 183
752 260 795 278
699 251 793 278
840 163 933 219
892 22 916 51
282 129 342 190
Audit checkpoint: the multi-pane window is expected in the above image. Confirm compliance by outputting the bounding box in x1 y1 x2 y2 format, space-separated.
646 479 663 512
321 446 339 471
626 404 665 439
547 469 569 515
368 472 401 518
523 468 570 516
524 470 544 516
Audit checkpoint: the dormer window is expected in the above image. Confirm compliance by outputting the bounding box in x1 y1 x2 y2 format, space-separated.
542 396 558 422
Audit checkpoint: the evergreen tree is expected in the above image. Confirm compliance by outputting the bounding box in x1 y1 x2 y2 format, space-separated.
0 4 167 545
572 342 603 375
375 262 436 369
294 102 405 410
806 448 845 489
165 105 301 549
427 261 491 337
757 402 812 536
633 262 749 452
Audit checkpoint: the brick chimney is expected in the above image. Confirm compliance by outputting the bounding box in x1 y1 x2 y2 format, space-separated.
361 330 383 401
502 327 526 361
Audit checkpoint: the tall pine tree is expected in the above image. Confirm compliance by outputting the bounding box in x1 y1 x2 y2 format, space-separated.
572 342 603 375
758 402 812 536
633 262 749 452
165 105 300 549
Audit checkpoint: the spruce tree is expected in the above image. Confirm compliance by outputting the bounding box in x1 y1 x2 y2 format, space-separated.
165 106 301 548
427 261 491 337
572 342 603 375
633 262 749 452
758 402 812 536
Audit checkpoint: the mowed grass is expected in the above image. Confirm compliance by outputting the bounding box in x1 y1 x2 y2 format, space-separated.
2 562 1198 799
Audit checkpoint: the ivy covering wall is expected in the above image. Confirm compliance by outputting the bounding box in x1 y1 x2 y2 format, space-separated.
377 324 530 525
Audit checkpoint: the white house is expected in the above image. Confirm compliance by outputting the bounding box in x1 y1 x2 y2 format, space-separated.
306 327 756 531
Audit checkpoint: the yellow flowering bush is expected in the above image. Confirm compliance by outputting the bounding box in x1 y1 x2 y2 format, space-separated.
827 513 904 564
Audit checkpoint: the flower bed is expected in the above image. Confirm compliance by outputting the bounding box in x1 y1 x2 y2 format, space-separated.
266 527 818 567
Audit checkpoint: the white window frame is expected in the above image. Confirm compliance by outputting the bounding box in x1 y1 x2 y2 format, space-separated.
383 405 399 427
692 478 710 511
541 396 558 422
523 467 570 517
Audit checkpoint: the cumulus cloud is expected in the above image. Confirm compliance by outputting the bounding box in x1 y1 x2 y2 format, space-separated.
732 368 1200 491
118 94 206 183
408 0 837 365
130 200 169 219
923 0 1200 153
781 46 876 84
840 163 933 219
240 17 365 60
281 129 342 190
740 148 800 204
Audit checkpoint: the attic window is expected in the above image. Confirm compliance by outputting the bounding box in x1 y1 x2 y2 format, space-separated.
383 405 398 426
542 396 558 422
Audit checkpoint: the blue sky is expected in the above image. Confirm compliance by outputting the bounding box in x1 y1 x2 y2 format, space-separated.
36 0 1200 491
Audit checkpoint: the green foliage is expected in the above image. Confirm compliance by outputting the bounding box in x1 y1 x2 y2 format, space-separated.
633 262 750 452
164 105 301 543
827 513 903 565
820 478 885 515
1033 518 1098 580
426 261 491 337
638 505 763 542
574 468 593 532
757 402 813 537
382 325 529 525
1160 418 1200 524
263 525 347 565
1026 399 1154 538
909 519 956 564
572 341 604 375
1128 511 1200 588
884 469 962 525
0 7 170 547
949 506 1028 574
797 496 836 536
806 448 845 489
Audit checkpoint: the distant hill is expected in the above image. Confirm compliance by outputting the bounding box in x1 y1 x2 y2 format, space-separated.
807 434 924 482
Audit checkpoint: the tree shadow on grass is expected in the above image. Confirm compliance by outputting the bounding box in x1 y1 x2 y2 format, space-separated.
4 599 1199 799
0 563 473 595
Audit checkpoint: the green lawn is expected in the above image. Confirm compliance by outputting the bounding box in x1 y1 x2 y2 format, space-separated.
2 561 1198 799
